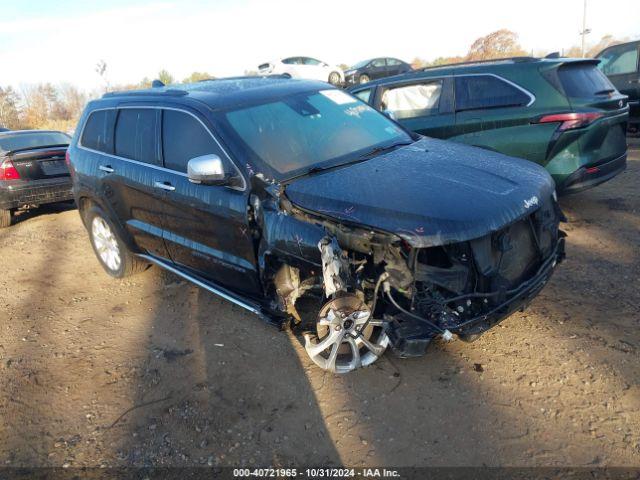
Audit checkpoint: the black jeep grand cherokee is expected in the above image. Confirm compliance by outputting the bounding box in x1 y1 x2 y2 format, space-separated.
68 77 565 374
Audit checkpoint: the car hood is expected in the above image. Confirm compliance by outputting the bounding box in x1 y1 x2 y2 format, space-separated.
284 137 556 247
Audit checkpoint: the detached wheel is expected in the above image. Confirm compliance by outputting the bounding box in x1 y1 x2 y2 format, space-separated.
328 72 341 86
0 209 12 228
85 206 147 278
359 74 370 84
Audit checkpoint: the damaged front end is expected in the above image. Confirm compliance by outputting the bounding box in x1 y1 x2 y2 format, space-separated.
256 181 565 374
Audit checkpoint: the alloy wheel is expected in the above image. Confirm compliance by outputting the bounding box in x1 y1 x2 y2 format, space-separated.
91 216 121 272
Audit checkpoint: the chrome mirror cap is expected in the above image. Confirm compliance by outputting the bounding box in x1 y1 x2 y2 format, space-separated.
187 154 226 185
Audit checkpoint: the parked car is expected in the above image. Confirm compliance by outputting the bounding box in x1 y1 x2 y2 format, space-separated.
348 57 629 194
0 129 73 228
343 57 412 85
258 57 344 85
596 40 640 131
68 77 564 373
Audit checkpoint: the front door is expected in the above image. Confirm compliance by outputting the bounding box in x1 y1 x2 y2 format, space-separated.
156 108 261 296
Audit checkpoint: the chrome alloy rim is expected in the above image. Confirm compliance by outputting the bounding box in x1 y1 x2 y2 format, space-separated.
304 296 389 374
91 217 121 272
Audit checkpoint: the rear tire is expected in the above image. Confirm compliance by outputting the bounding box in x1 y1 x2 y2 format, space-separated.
0 209 12 228
84 206 148 278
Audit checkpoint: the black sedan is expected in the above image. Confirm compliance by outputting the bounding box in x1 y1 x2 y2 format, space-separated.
343 57 412 85
0 130 73 227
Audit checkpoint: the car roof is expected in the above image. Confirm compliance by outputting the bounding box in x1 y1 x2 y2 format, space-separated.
351 56 597 88
98 76 332 111
597 39 640 55
0 129 68 137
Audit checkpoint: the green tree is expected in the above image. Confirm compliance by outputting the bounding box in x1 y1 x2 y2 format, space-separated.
182 72 214 83
157 69 174 86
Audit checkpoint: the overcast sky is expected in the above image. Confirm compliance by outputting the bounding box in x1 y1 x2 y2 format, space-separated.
1 0 638 91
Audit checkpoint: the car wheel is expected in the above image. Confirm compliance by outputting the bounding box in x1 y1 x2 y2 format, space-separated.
328 72 341 86
85 206 148 278
359 74 370 84
0 209 12 228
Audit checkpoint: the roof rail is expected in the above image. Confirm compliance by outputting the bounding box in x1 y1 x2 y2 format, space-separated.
421 56 539 71
196 74 292 82
102 89 188 98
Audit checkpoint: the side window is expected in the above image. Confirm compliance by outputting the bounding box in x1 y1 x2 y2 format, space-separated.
381 80 443 119
303 57 321 66
455 75 531 112
371 59 386 68
114 109 159 165
162 110 222 173
80 109 116 153
354 89 373 104
282 57 298 65
599 44 639 75
387 59 401 66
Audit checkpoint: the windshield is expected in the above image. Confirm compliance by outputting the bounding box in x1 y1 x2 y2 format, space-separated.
350 59 370 70
0 131 70 153
215 89 411 180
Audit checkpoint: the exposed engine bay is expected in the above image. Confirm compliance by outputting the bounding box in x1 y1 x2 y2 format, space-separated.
253 180 566 374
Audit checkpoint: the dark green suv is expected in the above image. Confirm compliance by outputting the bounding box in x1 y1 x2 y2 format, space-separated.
348 57 629 194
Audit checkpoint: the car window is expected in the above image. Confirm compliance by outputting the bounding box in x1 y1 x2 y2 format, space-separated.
381 80 443 119
80 109 115 153
303 57 321 65
455 75 530 111
114 109 159 165
558 63 616 97
0 131 71 153
217 89 411 179
371 59 386 68
354 89 373 104
598 44 639 75
387 59 401 66
162 110 223 173
282 57 299 65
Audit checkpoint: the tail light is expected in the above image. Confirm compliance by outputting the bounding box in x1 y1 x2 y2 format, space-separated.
535 112 603 131
0 158 21 180
65 150 71 167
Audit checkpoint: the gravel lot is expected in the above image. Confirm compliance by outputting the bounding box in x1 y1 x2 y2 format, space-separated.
0 143 638 468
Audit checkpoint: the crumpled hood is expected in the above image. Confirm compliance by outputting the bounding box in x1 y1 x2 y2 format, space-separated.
285 137 556 247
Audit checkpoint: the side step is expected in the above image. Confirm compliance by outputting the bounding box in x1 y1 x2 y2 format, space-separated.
138 254 275 324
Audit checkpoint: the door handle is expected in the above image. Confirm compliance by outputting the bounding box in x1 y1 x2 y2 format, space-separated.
99 165 114 173
629 79 640 84
154 181 176 192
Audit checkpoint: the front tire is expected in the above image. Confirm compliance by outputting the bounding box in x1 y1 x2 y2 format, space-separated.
0 209 12 228
85 206 148 278
359 74 370 84
328 72 341 86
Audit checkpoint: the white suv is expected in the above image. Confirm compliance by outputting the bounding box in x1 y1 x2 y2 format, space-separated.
258 56 344 85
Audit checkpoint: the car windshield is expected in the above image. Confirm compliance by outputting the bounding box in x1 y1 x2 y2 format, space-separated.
0 131 70 153
351 59 370 69
215 89 412 180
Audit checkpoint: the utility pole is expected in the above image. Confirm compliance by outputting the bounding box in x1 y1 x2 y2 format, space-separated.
580 0 591 57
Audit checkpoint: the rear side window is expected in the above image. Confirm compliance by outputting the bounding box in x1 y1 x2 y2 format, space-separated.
371 59 386 67
455 75 531 111
598 44 639 75
381 80 443 119
81 109 115 153
114 109 159 165
162 110 222 173
354 89 372 104
558 63 616 97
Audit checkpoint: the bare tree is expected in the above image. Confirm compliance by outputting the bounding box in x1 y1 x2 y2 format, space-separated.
0 87 21 129
96 60 110 91
466 29 527 61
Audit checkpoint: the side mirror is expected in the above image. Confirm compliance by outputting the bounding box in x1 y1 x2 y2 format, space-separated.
187 154 228 185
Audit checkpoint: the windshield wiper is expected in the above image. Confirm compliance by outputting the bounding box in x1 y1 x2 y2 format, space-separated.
357 140 413 160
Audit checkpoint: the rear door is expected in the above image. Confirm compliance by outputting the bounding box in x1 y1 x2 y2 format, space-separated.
386 58 404 77
83 107 168 258
376 76 455 138
157 107 261 296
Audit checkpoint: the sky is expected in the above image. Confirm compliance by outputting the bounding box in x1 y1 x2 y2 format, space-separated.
1 0 638 91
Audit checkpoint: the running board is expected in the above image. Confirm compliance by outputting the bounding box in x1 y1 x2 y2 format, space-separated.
138 254 274 324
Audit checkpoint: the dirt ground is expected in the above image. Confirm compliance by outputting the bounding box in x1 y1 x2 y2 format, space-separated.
0 144 639 469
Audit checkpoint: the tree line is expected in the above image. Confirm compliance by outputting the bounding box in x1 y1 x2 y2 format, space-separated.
0 29 629 133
